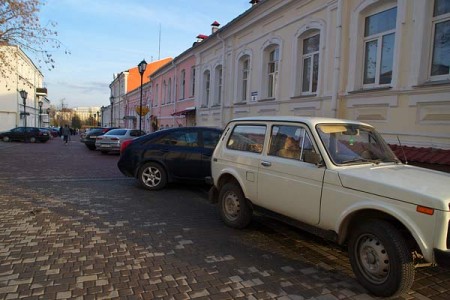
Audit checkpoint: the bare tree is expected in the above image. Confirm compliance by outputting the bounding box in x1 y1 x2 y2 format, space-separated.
0 0 69 82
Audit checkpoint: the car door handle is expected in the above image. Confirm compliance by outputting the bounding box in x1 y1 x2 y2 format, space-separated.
261 161 271 167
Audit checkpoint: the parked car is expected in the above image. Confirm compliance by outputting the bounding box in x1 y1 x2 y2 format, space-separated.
95 128 145 154
0 127 50 143
118 127 222 190
209 116 450 298
80 127 116 150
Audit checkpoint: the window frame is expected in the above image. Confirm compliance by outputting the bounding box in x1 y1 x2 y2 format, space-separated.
362 6 397 88
266 46 280 99
299 31 320 95
430 0 450 80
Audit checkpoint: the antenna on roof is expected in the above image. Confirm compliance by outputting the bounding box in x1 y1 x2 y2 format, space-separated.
397 136 408 165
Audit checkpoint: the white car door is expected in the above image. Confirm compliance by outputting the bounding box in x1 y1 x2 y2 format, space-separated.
257 123 324 225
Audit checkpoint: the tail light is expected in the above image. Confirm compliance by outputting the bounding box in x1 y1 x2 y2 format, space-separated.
111 137 119 141
120 139 133 154
96 136 103 140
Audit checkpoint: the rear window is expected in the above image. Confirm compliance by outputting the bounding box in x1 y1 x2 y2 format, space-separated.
227 125 266 153
106 129 127 136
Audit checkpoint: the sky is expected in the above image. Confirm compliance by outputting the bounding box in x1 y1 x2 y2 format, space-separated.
38 0 251 109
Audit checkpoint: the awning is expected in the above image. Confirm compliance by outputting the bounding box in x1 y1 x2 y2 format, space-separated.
171 107 196 116
123 116 137 120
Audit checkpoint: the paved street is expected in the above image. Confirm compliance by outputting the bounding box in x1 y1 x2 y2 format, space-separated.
0 138 449 300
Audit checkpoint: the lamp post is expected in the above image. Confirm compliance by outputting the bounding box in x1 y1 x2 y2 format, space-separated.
110 96 114 127
138 59 147 132
38 100 43 127
46 108 51 126
19 90 28 141
97 111 100 126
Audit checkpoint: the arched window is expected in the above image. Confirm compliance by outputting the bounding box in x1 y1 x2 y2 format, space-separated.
168 78 172 103
203 70 211 107
214 65 223 106
263 45 280 99
298 30 320 95
237 55 250 103
180 69 186 100
431 0 450 79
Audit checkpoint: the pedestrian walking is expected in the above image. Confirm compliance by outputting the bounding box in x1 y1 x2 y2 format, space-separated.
62 124 71 145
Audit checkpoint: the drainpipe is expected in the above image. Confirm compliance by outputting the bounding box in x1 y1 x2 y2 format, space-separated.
217 32 225 129
331 0 343 117
172 60 177 127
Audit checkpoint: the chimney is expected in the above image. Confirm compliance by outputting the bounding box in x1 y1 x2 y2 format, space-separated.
211 21 220 34
196 34 208 43
250 0 260 6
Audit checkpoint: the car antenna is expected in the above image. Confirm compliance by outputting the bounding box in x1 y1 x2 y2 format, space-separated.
396 136 408 165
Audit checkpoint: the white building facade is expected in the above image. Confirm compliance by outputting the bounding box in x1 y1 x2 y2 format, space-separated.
194 0 450 150
0 45 48 131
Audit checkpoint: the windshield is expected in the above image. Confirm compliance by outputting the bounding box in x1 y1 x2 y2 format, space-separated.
316 124 399 165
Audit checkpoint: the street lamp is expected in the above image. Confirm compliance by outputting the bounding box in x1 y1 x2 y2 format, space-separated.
46 108 51 126
97 111 100 126
19 90 28 141
138 59 147 132
110 96 114 127
38 100 43 127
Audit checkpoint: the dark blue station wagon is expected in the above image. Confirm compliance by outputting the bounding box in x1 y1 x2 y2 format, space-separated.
117 127 222 190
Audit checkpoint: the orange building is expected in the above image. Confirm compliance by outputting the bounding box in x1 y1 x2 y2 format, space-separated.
109 57 172 128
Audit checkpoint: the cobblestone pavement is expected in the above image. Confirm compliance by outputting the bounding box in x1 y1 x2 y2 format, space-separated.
0 138 449 300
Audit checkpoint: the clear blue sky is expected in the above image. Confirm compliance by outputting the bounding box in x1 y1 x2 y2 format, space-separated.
39 0 251 108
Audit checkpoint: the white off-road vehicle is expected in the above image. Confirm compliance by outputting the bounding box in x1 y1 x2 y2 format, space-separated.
209 116 450 297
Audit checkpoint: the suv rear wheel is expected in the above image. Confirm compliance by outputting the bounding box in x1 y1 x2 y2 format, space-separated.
348 220 414 297
218 182 252 229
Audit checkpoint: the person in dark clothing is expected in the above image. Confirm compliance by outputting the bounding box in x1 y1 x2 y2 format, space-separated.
62 125 70 145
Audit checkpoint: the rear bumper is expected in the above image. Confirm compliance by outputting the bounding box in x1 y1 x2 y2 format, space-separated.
434 249 450 268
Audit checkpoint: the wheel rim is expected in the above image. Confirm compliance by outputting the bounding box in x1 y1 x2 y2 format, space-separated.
30 137 36 143
355 233 390 284
223 191 240 221
142 166 162 188
3 137 9 142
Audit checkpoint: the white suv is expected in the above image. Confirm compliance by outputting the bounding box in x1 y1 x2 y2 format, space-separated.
209 116 450 297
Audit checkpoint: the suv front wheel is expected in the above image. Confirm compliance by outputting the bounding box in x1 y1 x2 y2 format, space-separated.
348 220 415 297
218 182 252 229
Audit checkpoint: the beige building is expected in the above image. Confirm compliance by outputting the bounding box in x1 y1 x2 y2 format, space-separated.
0 45 49 131
194 0 450 152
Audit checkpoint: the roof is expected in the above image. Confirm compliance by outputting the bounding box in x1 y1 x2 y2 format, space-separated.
229 116 372 127
126 57 172 92
389 145 450 166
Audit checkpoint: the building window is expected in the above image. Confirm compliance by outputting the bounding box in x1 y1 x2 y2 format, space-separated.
163 80 167 105
180 69 186 100
154 84 159 106
363 7 397 86
431 0 450 78
168 78 172 104
214 65 223 106
266 46 279 98
203 70 210 107
190 66 196 97
238 56 250 102
300 32 320 94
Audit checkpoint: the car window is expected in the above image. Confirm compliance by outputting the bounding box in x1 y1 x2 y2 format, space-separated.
227 125 266 153
157 131 199 147
130 130 145 137
106 129 127 135
203 130 222 149
269 125 317 162
12 128 23 133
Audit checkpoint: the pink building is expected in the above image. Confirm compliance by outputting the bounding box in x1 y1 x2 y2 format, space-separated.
148 51 197 131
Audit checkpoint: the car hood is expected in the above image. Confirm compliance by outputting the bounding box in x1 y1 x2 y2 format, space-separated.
338 164 450 210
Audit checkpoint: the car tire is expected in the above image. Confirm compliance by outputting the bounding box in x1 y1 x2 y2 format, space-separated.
2 136 10 142
86 145 96 150
218 182 252 229
348 219 414 297
138 162 167 190
29 137 36 143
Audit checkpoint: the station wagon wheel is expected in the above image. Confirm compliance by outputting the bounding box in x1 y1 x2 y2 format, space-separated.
348 220 414 297
138 162 167 191
29 137 36 143
218 182 252 229
2 136 9 142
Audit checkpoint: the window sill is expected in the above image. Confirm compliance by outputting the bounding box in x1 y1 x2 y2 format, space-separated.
234 101 247 105
348 86 392 94
413 80 450 88
258 97 276 102
291 94 317 99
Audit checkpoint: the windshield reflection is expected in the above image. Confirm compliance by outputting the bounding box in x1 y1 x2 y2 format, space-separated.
316 124 399 165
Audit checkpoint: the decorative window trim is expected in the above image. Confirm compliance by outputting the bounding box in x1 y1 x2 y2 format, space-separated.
235 49 253 104
261 37 282 100
292 20 326 98
347 0 402 93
